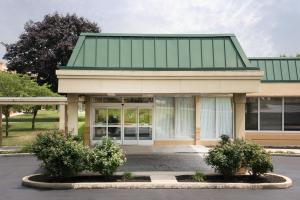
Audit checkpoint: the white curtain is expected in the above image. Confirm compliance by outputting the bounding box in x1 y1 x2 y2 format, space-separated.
155 97 174 139
200 97 233 139
216 97 233 138
175 97 195 139
200 97 216 139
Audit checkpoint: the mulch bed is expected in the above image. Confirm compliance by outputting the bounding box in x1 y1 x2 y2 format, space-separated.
29 174 151 183
176 174 286 183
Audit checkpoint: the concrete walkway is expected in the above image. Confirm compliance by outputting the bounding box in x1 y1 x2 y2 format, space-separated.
121 145 209 155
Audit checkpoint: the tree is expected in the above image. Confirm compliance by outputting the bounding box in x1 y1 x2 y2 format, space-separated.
3 13 100 92
20 76 58 129
0 72 57 137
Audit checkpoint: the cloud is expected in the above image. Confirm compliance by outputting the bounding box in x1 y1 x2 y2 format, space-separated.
105 0 277 57
1 0 300 60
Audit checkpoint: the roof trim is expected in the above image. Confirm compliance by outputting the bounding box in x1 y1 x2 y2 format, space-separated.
230 36 252 67
67 35 86 66
59 66 259 71
80 32 236 38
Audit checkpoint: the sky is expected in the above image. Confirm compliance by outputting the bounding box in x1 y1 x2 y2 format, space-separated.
0 0 300 61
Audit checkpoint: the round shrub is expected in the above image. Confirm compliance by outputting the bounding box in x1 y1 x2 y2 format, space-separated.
204 137 243 178
242 143 273 177
205 135 273 178
88 137 125 178
30 131 89 177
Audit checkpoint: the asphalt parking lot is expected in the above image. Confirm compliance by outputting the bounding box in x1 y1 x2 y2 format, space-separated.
0 154 299 200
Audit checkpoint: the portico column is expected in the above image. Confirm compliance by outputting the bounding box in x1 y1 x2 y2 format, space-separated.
83 96 91 146
67 94 78 136
233 93 246 140
58 104 66 132
194 96 201 145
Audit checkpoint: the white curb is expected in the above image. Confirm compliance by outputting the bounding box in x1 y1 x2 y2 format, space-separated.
22 173 292 190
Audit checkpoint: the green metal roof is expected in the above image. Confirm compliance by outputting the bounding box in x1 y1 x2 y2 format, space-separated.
250 58 300 82
64 33 256 70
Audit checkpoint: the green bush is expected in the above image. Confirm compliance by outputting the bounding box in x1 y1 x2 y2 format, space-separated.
204 137 243 178
242 143 273 177
205 135 273 178
88 137 125 178
192 170 205 182
30 131 88 177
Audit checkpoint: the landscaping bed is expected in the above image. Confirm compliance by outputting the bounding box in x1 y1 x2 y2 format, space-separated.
28 174 151 183
176 174 286 183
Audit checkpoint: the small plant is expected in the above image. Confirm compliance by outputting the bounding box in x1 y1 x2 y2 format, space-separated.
30 131 89 177
88 137 126 179
122 172 133 181
192 171 205 182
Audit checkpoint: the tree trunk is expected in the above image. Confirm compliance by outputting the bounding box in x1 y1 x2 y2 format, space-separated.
32 108 38 130
5 114 8 138
3 106 10 138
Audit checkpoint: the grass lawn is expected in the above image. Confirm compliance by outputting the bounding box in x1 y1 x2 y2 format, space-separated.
1 110 85 146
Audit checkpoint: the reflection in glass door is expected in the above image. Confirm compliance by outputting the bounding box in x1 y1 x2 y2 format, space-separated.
123 107 138 144
94 107 122 142
138 108 152 143
93 105 152 145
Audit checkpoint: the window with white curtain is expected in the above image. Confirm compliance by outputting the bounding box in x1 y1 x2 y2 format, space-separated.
200 97 233 139
155 97 195 139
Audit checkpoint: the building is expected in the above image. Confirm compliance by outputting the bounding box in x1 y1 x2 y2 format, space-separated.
56 33 300 147
0 60 7 71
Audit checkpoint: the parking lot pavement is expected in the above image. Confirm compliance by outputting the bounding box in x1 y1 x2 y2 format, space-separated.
0 155 299 200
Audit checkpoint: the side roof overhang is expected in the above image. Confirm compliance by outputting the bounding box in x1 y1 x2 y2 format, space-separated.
57 33 262 94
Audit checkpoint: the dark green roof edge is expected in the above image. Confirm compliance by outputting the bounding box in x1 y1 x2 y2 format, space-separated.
80 32 236 38
67 35 85 66
59 66 259 71
261 80 300 83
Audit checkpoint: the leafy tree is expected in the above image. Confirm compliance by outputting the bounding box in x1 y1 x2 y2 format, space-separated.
0 72 57 138
20 77 58 129
3 13 100 92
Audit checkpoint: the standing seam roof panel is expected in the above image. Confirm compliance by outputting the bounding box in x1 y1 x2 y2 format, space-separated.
65 33 255 70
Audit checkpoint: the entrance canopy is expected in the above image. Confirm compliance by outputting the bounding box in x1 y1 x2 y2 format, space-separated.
0 97 67 105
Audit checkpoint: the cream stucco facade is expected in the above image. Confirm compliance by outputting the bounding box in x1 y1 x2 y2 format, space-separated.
57 69 263 146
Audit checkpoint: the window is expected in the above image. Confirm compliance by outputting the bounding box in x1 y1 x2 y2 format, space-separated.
284 98 300 131
93 107 122 140
155 97 195 139
245 97 300 131
260 97 282 130
245 97 258 130
200 97 233 139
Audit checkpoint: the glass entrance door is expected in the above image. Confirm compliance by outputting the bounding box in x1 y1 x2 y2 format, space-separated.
123 107 138 144
93 104 153 145
94 107 122 143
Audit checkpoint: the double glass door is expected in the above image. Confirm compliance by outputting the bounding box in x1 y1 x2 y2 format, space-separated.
93 104 153 145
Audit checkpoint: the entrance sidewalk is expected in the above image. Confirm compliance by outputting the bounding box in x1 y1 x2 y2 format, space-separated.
121 145 209 155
